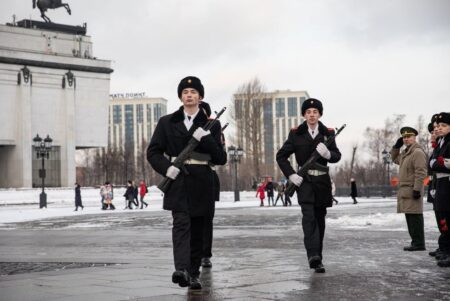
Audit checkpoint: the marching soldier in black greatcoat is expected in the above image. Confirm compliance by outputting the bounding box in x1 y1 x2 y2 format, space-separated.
276 98 341 273
147 76 227 289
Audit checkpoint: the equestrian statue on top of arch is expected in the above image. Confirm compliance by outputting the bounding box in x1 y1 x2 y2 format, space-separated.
33 0 71 23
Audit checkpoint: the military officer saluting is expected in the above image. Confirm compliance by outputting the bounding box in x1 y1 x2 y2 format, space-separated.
390 126 428 252
147 76 227 289
276 98 341 273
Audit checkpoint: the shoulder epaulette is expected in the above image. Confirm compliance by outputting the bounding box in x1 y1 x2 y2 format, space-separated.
328 128 334 132
291 127 298 132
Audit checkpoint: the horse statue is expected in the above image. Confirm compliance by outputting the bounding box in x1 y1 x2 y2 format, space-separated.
32 0 71 23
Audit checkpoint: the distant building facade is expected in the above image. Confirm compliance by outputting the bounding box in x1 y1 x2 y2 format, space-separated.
108 94 167 160
234 90 310 180
0 21 112 188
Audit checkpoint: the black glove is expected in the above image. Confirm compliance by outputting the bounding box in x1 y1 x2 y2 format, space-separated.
413 190 421 200
394 137 404 149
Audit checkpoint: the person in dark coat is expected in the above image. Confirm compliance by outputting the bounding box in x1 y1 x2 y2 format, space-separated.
132 181 139 208
147 76 227 289
350 178 358 204
274 182 285 206
265 178 275 206
430 113 450 267
276 98 341 273
123 180 135 210
427 116 442 258
74 183 84 211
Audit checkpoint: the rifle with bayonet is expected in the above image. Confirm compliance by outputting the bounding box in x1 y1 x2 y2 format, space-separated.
284 124 347 197
157 107 227 193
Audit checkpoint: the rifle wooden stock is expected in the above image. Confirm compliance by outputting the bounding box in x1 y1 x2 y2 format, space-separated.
157 107 227 193
285 124 346 197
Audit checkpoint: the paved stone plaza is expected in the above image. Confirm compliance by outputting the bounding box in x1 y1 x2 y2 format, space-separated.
0 199 449 300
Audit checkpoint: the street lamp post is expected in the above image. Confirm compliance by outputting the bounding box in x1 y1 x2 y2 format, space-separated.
228 145 244 202
381 149 391 197
33 134 53 208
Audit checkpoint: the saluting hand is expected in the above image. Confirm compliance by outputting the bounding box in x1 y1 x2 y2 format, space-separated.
394 137 404 149
193 128 211 141
316 143 331 160
166 165 180 180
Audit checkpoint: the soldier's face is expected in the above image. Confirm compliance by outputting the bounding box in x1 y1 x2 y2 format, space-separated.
402 135 416 146
304 108 321 126
438 122 450 136
181 88 202 107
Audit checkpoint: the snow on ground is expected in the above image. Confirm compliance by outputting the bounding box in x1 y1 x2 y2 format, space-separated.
0 187 436 232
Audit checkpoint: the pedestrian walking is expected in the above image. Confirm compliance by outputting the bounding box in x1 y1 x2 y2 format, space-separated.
132 181 139 208
74 183 84 211
390 126 428 251
104 182 115 210
100 183 107 210
123 180 135 209
265 178 275 206
429 113 450 267
256 183 266 206
147 76 227 289
139 180 149 209
274 182 285 206
277 98 341 273
350 178 358 204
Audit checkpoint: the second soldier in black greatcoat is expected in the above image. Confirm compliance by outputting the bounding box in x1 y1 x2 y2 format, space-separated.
276 98 341 273
147 76 227 289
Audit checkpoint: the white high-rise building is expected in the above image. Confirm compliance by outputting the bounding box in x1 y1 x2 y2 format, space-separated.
108 94 167 159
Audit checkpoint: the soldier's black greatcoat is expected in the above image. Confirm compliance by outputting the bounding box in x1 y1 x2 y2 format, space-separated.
276 121 341 208
276 120 341 263
147 107 227 216
430 133 450 212
147 105 226 278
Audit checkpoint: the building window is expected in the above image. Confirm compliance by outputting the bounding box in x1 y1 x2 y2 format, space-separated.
275 98 285 117
235 99 242 119
154 104 162 121
113 105 122 124
136 104 143 123
263 98 274 168
288 97 297 117
125 104 134 145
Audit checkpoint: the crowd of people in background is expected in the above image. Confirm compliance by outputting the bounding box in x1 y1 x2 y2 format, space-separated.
73 180 150 211
255 177 291 207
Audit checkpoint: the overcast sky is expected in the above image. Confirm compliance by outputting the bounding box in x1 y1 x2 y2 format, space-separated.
1 0 449 163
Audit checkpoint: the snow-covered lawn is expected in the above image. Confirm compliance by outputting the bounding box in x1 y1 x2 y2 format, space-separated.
0 187 437 232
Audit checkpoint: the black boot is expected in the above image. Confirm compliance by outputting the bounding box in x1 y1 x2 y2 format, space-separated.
172 270 190 287
315 263 326 273
201 257 212 268
403 245 426 251
189 275 202 290
437 254 450 267
308 255 322 269
429 248 440 257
